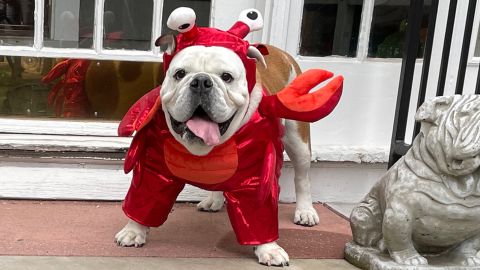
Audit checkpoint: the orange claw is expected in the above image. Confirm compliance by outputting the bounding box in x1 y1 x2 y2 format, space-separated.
277 69 343 113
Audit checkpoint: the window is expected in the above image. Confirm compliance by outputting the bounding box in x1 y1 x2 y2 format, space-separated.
0 56 163 119
299 0 363 57
0 0 211 123
102 0 154 51
474 24 480 57
368 0 431 58
295 0 431 59
0 0 35 46
44 0 94 49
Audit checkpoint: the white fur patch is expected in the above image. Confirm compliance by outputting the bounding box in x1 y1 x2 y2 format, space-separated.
115 220 149 247
255 242 290 266
160 46 251 155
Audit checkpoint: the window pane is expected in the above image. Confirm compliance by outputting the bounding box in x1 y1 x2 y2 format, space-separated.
0 56 163 119
474 26 480 57
0 0 35 46
299 0 363 57
161 0 211 35
103 0 153 51
368 0 431 58
44 0 95 49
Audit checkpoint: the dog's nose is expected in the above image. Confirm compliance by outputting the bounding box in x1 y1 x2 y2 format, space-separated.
190 75 213 93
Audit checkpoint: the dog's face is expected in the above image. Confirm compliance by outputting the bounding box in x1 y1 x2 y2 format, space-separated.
160 45 257 155
416 95 480 177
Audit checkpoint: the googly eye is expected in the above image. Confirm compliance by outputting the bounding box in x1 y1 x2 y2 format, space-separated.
167 7 196 33
238 8 263 32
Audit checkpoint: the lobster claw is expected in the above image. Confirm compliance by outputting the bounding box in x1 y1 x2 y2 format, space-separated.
258 69 343 122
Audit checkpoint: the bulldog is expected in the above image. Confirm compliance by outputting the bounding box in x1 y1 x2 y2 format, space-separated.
115 7 343 266
349 95 480 267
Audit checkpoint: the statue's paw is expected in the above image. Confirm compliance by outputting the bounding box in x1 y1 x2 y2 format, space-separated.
294 205 319 227
197 192 224 212
115 220 149 247
391 249 428 266
255 242 290 267
462 255 480 266
397 255 428 266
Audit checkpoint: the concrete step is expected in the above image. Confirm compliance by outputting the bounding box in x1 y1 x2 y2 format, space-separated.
0 257 360 270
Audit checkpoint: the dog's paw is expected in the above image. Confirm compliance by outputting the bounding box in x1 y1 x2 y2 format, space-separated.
254 242 289 267
115 220 149 247
294 205 319 227
197 192 224 212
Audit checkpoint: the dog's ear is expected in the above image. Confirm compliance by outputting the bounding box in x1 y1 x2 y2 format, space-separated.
155 34 176 54
247 46 267 68
415 96 453 123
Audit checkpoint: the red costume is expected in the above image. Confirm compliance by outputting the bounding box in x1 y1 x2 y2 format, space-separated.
41 59 91 118
118 8 343 245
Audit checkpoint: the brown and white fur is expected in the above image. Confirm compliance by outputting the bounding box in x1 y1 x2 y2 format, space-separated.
196 45 319 226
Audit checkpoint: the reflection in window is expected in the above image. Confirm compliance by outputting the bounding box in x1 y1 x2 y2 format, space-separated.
0 0 35 46
161 0 211 35
0 56 164 119
299 0 363 57
44 0 95 49
369 0 430 58
103 0 154 51
474 26 480 57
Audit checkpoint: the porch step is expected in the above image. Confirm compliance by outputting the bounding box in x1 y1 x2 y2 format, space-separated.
0 201 352 259
0 257 360 270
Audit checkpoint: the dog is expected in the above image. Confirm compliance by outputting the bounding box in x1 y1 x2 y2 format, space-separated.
115 7 343 266
349 95 480 266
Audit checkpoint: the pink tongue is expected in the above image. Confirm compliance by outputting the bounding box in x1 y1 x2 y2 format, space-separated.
186 117 221 146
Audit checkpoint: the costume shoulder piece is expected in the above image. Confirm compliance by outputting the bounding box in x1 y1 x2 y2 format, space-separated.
118 86 161 136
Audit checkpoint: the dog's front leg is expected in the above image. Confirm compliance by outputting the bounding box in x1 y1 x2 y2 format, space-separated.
197 191 224 212
115 219 149 247
255 242 289 266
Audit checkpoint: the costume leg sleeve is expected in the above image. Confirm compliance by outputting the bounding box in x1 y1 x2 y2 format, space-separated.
224 184 279 246
123 164 185 227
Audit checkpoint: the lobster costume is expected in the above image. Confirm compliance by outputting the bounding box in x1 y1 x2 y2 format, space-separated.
118 7 343 245
41 59 91 118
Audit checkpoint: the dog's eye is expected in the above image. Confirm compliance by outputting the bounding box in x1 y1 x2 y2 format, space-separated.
174 69 186 80
221 72 233 83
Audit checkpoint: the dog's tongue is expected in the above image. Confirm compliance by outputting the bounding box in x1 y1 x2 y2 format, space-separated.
186 117 220 146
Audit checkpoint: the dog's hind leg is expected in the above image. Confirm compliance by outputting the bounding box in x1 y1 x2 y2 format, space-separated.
197 191 225 212
350 195 383 247
283 120 319 226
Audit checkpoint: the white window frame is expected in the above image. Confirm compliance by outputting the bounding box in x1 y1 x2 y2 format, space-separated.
1 0 216 61
280 0 379 63
0 0 217 151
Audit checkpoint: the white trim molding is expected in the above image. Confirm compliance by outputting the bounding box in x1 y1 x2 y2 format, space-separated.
0 158 387 203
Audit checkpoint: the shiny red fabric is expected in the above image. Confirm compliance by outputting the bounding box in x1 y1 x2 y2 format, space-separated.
258 69 344 122
162 26 257 92
120 88 284 245
41 59 91 117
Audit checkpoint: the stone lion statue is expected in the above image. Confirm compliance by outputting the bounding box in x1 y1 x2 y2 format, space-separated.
346 95 480 269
